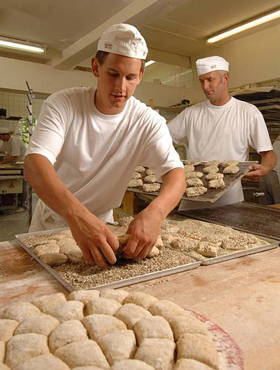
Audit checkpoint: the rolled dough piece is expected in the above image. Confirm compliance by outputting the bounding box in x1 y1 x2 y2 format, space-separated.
185 187 207 197
14 354 70 370
176 333 218 369
98 329 136 365
134 316 174 344
123 292 158 310
205 173 224 181
49 320 88 353
186 178 203 187
48 301 84 323
135 338 175 370
2 302 40 323
195 242 219 257
204 160 220 167
40 252 68 266
149 300 186 321
144 175 158 183
14 313 59 336
82 314 126 342
146 169 154 176
86 297 121 316
221 160 239 168
183 159 201 166
0 341 5 363
142 183 161 193
34 243 60 257
146 246 159 258
99 289 129 304
114 304 152 329
59 243 84 263
184 164 195 172
223 165 239 174
5 333 49 369
129 179 143 187
174 358 215 370
57 237 77 248
69 290 100 304
0 320 19 342
208 178 225 189
168 314 209 340
203 166 219 174
135 166 146 173
54 340 110 369
132 172 142 179
31 293 66 314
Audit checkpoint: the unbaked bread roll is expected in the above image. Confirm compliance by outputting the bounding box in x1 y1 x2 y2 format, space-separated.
205 173 224 181
185 187 207 197
99 289 129 304
184 164 195 172
134 316 174 344
142 183 161 193
98 330 136 365
114 304 152 329
223 165 239 174
2 302 40 323
176 333 218 369
174 358 215 370
123 292 158 310
5 333 49 369
54 339 110 369
0 320 19 342
82 314 126 342
69 289 100 304
86 297 121 316
149 300 186 321
203 166 219 174
34 243 60 256
48 301 84 323
14 313 59 336
40 252 68 266
0 341 5 363
186 178 203 187
110 359 155 370
129 179 143 187
49 320 88 353
14 354 70 370
135 338 175 370
31 293 66 315
208 178 225 189
168 314 209 341
185 172 203 179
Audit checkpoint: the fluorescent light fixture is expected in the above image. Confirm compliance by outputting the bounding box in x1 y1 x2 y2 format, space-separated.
207 8 280 43
0 37 45 54
145 60 155 67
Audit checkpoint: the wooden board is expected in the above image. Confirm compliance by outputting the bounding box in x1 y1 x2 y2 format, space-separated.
128 161 256 203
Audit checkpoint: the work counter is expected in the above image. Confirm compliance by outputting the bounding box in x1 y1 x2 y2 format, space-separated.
1 238 280 370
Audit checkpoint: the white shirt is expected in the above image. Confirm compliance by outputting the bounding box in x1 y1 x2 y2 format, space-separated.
27 87 182 224
1 135 26 161
169 97 273 210
273 136 280 182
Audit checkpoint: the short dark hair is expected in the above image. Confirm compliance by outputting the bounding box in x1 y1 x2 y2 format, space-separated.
95 50 145 73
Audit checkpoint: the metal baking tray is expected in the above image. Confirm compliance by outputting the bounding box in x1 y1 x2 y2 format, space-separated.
200 238 279 266
15 229 201 291
128 161 257 203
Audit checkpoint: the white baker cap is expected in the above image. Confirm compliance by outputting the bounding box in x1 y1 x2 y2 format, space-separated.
0 127 11 134
97 23 148 60
196 56 229 76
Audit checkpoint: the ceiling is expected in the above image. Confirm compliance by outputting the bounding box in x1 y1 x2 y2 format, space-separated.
0 0 279 70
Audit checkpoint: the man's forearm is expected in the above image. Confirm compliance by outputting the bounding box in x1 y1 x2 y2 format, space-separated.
145 167 186 219
24 154 88 223
260 150 277 175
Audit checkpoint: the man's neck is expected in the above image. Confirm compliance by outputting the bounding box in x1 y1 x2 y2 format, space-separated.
209 94 231 106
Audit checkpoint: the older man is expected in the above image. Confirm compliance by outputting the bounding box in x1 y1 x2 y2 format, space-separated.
169 55 276 211
24 23 185 268
0 127 26 164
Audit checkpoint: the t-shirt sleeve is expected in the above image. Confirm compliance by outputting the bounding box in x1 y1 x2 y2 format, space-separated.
140 114 183 179
248 109 273 153
26 94 69 164
168 109 189 145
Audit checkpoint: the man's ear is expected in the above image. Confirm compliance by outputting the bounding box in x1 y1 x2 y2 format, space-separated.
92 57 100 77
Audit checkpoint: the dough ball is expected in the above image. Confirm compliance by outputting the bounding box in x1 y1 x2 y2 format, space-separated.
208 178 225 189
184 164 195 172
40 252 68 266
54 340 109 369
0 320 19 342
49 320 88 353
174 358 215 370
142 183 161 193
0 341 5 363
69 290 100 305
203 166 219 174
5 333 49 369
221 160 239 168
185 172 203 179
82 314 126 342
204 160 220 167
123 292 158 310
186 178 203 187
135 166 146 173
48 301 84 323
132 172 142 179
14 354 70 370
129 179 143 187
110 359 155 370
86 297 121 316
185 187 207 197
14 313 59 336
114 304 152 329
147 246 159 258
34 243 60 257
205 173 224 181
134 316 174 344
2 302 40 323
31 293 66 315
99 289 129 304
149 300 186 321
223 165 239 174
168 314 209 341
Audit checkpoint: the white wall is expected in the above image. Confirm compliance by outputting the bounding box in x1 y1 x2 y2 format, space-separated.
0 57 191 108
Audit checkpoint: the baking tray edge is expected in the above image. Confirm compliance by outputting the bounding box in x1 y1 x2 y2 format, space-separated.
201 242 279 266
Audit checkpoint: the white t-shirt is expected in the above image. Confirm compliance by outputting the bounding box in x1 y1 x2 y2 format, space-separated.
169 97 273 210
27 87 182 223
273 136 280 182
1 135 26 161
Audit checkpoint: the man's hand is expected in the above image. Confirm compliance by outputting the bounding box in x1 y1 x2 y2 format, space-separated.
67 210 119 269
243 164 268 181
123 207 163 259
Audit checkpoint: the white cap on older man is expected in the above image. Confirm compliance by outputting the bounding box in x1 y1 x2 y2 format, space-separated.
196 56 229 76
97 23 148 60
0 127 11 134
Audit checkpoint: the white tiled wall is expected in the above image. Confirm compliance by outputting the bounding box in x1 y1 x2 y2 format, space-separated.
0 91 45 119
